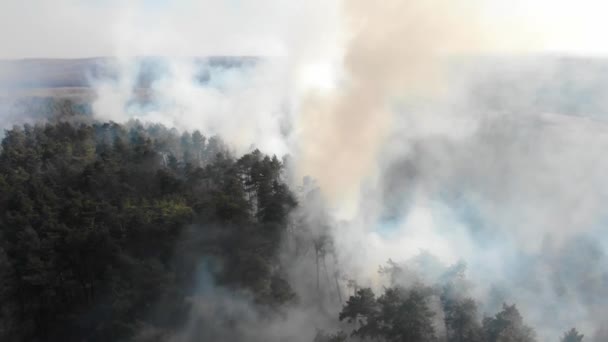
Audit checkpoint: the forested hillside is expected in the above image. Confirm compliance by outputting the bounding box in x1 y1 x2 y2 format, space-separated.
0 121 296 341
0 117 588 342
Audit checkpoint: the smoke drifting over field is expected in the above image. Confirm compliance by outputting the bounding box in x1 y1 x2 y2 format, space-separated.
3 0 608 341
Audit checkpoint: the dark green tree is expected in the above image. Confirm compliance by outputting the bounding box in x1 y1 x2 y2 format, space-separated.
561 328 584 342
340 286 437 342
340 288 379 339
441 282 482 342
482 304 536 342
0 121 298 341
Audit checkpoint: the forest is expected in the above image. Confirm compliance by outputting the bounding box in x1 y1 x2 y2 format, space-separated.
0 104 588 342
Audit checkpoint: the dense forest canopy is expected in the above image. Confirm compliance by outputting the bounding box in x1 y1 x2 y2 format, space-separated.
0 119 297 341
0 107 589 341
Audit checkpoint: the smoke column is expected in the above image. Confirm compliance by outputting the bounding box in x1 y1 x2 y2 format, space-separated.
295 0 482 210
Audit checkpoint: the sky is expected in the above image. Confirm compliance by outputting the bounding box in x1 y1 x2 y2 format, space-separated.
0 0 339 58
480 0 608 56
1 0 608 59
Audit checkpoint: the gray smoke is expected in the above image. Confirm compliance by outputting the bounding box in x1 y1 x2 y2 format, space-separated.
3 0 608 341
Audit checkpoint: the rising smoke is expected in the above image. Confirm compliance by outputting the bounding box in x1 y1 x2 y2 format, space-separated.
3 0 608 341
295 0 482 206
66 3 608 342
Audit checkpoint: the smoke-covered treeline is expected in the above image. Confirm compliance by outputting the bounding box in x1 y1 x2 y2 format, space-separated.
4 0 608 340
0 105 590 341
0 117 297 341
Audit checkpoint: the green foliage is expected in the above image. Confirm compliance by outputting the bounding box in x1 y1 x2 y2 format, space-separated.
340 286 437 342
337 279 540 342
482 304 537 342
441 281 482 342
339 287 378 337
561 328 584 342
442 296 482 342
0 117 549 342
0 121 297 341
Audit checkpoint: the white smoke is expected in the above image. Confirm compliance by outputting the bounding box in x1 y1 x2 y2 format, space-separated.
5 0 608 340
78 2 608 340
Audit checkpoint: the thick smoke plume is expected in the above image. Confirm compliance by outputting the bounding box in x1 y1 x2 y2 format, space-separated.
296 0 482 206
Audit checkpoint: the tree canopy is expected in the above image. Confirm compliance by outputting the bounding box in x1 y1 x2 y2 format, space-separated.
0 118 585 342
0 121 296 341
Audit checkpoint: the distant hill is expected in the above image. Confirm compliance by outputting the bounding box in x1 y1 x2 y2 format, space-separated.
3 55 608 118
0 58 112 89
0 57 260 129
0 56 258 91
